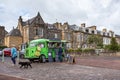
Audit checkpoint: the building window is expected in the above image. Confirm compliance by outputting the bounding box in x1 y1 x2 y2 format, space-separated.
68 34 71 41
86 29 89 33
38 28 43 36
55 33 58 38
27 29 29 36
92 30 94 34
36 27 43 36
107 33 109 36
36 28 38 35
64 33 67 40
2 31 4 35
103 32 105 36
77 35 80 41
67 43 71 48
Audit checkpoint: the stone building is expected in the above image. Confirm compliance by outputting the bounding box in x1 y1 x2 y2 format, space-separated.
56 22 73 48
115 35 120 45
57 22 116 49
47 23 62 40
0 26 7 46
17 12 47 43
4 12 120 49
101 28 114 45
4 28 22 47
17 12 62 44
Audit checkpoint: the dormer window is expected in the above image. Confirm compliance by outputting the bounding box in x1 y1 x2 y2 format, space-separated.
107 33 109 36
103 32 105 36
92 30 94 34
86 29 89 33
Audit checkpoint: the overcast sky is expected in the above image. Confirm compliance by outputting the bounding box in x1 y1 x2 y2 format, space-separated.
0 0 120 35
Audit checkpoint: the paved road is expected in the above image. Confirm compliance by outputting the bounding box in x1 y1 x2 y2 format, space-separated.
0 74 25 80
0 56 120 80
76 56 120 70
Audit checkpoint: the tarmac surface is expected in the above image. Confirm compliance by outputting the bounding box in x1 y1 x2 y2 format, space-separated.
76 56 120 70
0 56 120 80
0 74 25 80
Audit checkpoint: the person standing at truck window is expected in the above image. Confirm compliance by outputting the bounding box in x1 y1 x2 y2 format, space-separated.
58 46 63 62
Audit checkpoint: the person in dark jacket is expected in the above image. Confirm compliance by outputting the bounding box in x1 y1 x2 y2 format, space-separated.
58 46 63 62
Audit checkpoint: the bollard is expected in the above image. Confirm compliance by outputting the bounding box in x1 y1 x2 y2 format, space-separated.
54 48 59 62
2 50 4 63
55 54 59 62
17 51 20 62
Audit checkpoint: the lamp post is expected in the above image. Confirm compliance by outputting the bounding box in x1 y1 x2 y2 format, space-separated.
17 45 20 62
17 49 20 62
2 50 4 63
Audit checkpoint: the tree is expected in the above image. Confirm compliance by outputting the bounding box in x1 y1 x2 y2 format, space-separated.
109 37 119 52
87 34 103 48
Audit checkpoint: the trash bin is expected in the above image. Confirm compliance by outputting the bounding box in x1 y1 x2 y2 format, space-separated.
48 53 53 62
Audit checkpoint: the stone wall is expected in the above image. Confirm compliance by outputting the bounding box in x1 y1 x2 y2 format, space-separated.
5 36 22 47
0 26 5 46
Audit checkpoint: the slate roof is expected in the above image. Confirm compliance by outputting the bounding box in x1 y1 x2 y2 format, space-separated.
97 30 101 35
47 23 59 30
115 34 120 38
69 24 79 30
7 28 22 36
22 12 44 26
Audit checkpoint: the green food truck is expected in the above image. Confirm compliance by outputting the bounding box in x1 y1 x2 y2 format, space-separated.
24 39 67 62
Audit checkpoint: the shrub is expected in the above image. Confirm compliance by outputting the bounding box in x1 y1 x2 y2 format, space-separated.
0 46 7 50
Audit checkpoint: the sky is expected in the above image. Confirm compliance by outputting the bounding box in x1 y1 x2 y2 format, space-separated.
0 0 120 35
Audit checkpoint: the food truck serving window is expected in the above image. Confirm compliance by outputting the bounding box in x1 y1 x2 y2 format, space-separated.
29 43 37 47
38 43 44 48
48 42 61 48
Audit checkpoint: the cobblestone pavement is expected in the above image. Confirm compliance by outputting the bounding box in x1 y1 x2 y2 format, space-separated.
0 56 120 80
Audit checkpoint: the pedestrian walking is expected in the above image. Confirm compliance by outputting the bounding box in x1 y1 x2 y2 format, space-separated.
11 45 17 66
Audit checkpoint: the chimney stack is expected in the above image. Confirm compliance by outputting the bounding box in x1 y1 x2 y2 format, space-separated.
81 23 85 27
102 28 107 32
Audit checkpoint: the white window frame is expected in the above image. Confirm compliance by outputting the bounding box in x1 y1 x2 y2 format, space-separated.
54 33 58 38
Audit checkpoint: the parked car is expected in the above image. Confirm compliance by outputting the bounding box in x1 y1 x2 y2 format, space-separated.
19 44 26 58
3 48 11 56
19 49 25 58
0 50 3 56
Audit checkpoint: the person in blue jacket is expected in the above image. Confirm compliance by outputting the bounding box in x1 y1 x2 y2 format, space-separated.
58 46 63 62
11 45 17 66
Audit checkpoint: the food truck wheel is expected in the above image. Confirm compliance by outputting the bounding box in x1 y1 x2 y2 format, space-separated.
39 55 46 63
